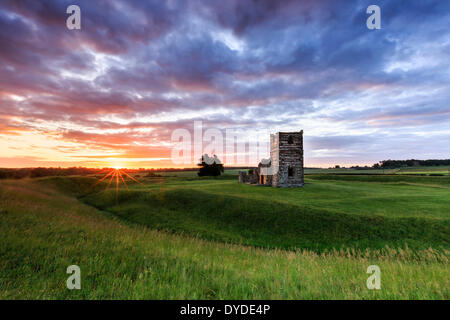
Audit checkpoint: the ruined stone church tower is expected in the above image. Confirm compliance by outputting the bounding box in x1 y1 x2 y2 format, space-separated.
239 130 304 187
270 131 304 187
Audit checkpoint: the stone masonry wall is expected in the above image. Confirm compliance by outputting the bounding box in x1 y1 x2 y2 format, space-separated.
238 130 304 188
271 131 304 187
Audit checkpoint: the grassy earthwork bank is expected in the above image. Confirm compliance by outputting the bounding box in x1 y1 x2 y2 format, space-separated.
0 171 449 299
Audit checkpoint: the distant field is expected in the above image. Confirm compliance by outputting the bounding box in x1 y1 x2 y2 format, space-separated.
305 168 393 174
145 165 450 177
395 165 450 176
145 169 244 178
305 165 450 176
0 173 449 299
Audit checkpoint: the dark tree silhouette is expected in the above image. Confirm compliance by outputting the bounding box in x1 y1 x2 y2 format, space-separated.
197 154 224 177
372 159 450 168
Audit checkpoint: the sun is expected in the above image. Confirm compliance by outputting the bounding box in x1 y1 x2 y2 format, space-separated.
90 166 144 205
110 163 125 170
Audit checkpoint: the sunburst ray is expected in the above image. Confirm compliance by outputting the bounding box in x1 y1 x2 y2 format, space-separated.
90 168 145 205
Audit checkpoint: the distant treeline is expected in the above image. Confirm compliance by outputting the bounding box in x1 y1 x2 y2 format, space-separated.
2 160 448 180
373 159 450 168
0 167 105 179
0 167 176 179
0 166 253 179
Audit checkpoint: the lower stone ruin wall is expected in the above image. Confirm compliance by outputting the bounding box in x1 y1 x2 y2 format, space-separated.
238 171 258 184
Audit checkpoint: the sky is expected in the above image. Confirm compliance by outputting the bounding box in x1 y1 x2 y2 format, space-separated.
0 0 449 168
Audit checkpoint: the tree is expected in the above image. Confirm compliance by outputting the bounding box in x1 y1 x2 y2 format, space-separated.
197 154 224 177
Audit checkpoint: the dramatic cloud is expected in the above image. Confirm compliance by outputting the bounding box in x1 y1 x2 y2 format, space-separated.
0 0 449 168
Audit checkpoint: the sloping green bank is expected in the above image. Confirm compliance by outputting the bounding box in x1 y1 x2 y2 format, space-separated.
0 179 449 299
82 187 449 252
307 174 450 187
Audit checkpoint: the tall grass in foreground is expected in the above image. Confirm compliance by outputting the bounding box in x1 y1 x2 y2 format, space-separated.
0 179 448 299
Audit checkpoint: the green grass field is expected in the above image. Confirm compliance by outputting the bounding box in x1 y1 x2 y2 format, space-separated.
0 173 449 299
